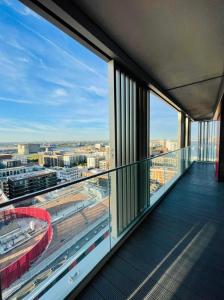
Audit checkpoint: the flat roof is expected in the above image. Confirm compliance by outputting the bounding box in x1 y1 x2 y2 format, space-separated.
2 159 21 163
8 169 56 181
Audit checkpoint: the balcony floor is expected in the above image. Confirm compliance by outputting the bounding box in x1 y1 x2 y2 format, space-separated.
77 163 224 300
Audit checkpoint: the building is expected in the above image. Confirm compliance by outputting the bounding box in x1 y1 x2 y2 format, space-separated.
12 155 28 165
152 156 178 168
0 154 12 160
150 167 176 185
2 170 57 199
18 144 41 155
38 153 64 167
63 153 86 167
87 156 99 168
0 165 43 179
55 167 82 182
166 140 178 152
95 143 102 150
99 160 109 170
0 159 22 169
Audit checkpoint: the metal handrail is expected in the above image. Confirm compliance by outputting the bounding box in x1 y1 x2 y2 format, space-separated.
0 146 191 209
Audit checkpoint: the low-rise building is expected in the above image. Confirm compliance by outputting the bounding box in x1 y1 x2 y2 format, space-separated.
55 167 82 182
63 153 86 167
99 160 109 170
38 153 64 167
87 156 99 168
0 165 43 179
1 169 57 199
0 159 22 169
0 154 12 160
150 167 176 185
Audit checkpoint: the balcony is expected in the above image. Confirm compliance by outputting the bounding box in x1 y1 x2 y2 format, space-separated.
78 162 224 300
0 1 224 299
1 147 222 300
0 147 193 300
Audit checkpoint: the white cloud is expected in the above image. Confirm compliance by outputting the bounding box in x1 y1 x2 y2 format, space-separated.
87 85 108 97
6 14 104 77
6 39 25 51
0 96 33 104
2 0 41 19
53 88 68 97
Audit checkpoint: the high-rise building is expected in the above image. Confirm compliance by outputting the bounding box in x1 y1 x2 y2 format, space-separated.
18 144 40 155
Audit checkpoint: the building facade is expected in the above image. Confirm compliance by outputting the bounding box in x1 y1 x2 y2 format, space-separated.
0 159 22 169
18 144 41 155
2 170 57 199
55 167 82 182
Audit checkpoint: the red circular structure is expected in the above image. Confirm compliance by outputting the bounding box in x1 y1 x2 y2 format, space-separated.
0 207 53 289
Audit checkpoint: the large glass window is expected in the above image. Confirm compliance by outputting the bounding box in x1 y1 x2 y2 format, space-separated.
0 1 110 298
150 91 178 156
0 0 109 195
150 91 179 202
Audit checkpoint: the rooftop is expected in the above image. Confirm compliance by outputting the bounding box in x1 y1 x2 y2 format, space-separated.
8 169 56 182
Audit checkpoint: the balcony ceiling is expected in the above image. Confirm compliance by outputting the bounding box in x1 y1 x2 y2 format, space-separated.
70 0 224 120
30 0 224 120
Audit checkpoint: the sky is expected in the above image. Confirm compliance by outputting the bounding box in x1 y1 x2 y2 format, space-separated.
0 0 109 142
150 92 178 140
0 0 179 143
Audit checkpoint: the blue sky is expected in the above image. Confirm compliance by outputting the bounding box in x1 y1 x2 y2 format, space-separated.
0 0 109 142
150 92 178 140
0 0 178 143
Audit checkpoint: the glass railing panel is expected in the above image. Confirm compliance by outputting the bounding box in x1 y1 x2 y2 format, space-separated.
110 159 150 247
150 156 166 206
0 146 193 299
163 150 180 193
0 174 110 300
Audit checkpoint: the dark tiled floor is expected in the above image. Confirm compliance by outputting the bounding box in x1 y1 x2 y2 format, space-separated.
77 163 224 300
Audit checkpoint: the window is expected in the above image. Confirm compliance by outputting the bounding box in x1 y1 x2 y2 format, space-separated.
0 1 110 298
150 91 178 156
